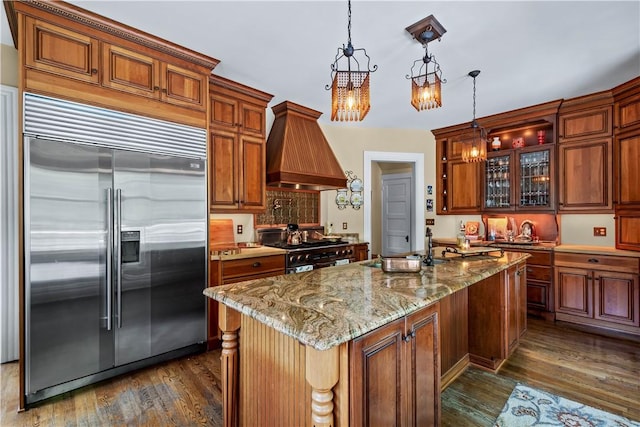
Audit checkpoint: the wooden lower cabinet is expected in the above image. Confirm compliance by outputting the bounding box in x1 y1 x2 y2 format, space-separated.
350 303 440 427
354 243 370 261
555 252 640 335
468 262 526 371
207 254 285 349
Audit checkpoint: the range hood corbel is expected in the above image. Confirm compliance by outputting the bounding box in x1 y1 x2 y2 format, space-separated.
265 101 347 191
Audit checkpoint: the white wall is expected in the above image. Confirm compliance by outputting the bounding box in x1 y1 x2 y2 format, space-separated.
559 213 616 247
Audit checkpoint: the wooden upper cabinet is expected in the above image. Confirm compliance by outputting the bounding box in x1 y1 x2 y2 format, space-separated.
160 62 207 110
616 132 640 206
559 104 612 142
615 91 640 133
448 160 482 213
558 138 613 212
24 16 99 84
557 92 614 212
12 1 218 127
209 75 273 213
102 43 158 98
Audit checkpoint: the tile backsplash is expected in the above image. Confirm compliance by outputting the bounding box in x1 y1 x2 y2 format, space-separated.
255 189 320 226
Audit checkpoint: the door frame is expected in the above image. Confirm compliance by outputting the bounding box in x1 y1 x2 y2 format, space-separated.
364 151 424 254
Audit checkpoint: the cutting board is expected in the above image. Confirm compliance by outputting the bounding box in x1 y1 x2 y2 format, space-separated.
209 219 236 250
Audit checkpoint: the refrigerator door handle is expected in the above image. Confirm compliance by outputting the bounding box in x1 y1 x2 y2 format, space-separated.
106 188 113 331
115 188 122 328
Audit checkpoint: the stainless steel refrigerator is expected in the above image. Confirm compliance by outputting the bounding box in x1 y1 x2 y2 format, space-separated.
23 93 207 404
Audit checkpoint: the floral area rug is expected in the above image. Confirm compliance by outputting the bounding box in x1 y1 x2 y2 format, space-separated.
494 383 640 427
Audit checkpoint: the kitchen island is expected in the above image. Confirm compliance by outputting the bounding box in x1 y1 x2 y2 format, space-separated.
204 249 529 427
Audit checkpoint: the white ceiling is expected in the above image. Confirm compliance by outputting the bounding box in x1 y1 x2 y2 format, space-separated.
2 1 639 131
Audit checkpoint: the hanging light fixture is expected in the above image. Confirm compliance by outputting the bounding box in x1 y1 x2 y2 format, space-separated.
405 15 447 111
326 0 377 122
460 70 488 163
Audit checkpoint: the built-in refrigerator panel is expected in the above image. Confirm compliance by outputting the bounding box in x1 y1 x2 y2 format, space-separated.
26 138 115 393
23 92 207 404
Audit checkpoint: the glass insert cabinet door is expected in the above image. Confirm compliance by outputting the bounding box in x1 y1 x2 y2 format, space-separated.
485 154 512 208
519 149 551 208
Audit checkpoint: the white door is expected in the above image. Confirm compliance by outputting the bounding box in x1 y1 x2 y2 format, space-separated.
382 173 412 255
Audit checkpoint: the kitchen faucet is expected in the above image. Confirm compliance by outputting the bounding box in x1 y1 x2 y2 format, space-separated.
423 227 434 266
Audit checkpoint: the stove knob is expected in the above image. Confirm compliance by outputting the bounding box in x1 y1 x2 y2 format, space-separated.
289 255 296 264
304 254 310 261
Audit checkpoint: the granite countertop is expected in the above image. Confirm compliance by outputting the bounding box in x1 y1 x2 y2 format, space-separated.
554 245 640 258
210 246 287 261
204 248 529 351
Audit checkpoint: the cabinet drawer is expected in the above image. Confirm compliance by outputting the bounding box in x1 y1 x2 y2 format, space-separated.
555 252 639 274
527 251 552 266
222 255 285 282
525 265 552 282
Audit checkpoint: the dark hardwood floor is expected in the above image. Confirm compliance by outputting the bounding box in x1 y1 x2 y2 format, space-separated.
2 318 639 426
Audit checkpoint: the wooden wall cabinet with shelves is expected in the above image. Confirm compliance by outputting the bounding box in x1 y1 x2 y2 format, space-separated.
434 134 482 214
433 100 561 215
207 254 285 349
12 3 218 127
209 75 273 212
557 91 614 212
555 252 639 335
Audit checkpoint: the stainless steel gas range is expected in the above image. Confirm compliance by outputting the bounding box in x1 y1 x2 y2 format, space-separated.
257 226 356 274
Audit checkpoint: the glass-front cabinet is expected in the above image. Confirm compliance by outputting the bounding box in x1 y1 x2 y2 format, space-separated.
519 148 552 208
483 126 555 212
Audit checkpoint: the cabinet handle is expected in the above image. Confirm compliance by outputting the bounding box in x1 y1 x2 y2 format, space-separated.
403 330 416 342
587 258 599 263
91 68 98 74
153 86 160 91
252 262 261 268
161 88 167 93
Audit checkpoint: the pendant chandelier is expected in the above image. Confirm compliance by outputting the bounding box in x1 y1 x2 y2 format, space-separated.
460 70 488 163
405 15 447 111
326 0 377 122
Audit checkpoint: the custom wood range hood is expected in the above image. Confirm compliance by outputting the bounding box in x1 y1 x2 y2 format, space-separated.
266 101 347 191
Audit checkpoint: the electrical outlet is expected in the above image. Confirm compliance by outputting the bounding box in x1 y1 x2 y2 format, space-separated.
237 225 243 234
426 218 435 226
342 222 348 230
593 227 606 237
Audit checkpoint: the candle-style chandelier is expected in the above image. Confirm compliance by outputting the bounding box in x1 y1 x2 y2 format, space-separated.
326 0 377 122
405 15 447 111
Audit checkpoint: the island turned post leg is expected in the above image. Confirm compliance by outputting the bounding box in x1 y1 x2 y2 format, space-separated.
305 346 340 427
219 305 241 427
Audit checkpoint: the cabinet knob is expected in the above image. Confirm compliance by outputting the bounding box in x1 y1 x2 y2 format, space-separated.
91 68 98 74
153 86 160 91
161 88 167 93
587 258 599 263
252 262 261 268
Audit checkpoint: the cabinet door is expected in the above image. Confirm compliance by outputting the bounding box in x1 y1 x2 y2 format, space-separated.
241 103 267 136
102 43 159 98
555 267 593 318
517 147 554 210
209 129 239 210
484 154 514 210
447 160 481 213
506 265 520 355
24 16 99 84
616 134 640 205
160 62 207 111
350 317 405 427
405 304 440 427
518 263 527 337
559 105 612 141
238 135 266 210
558 138 613 211
615 92 640 134
210 93 239 129
594 271 639 327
